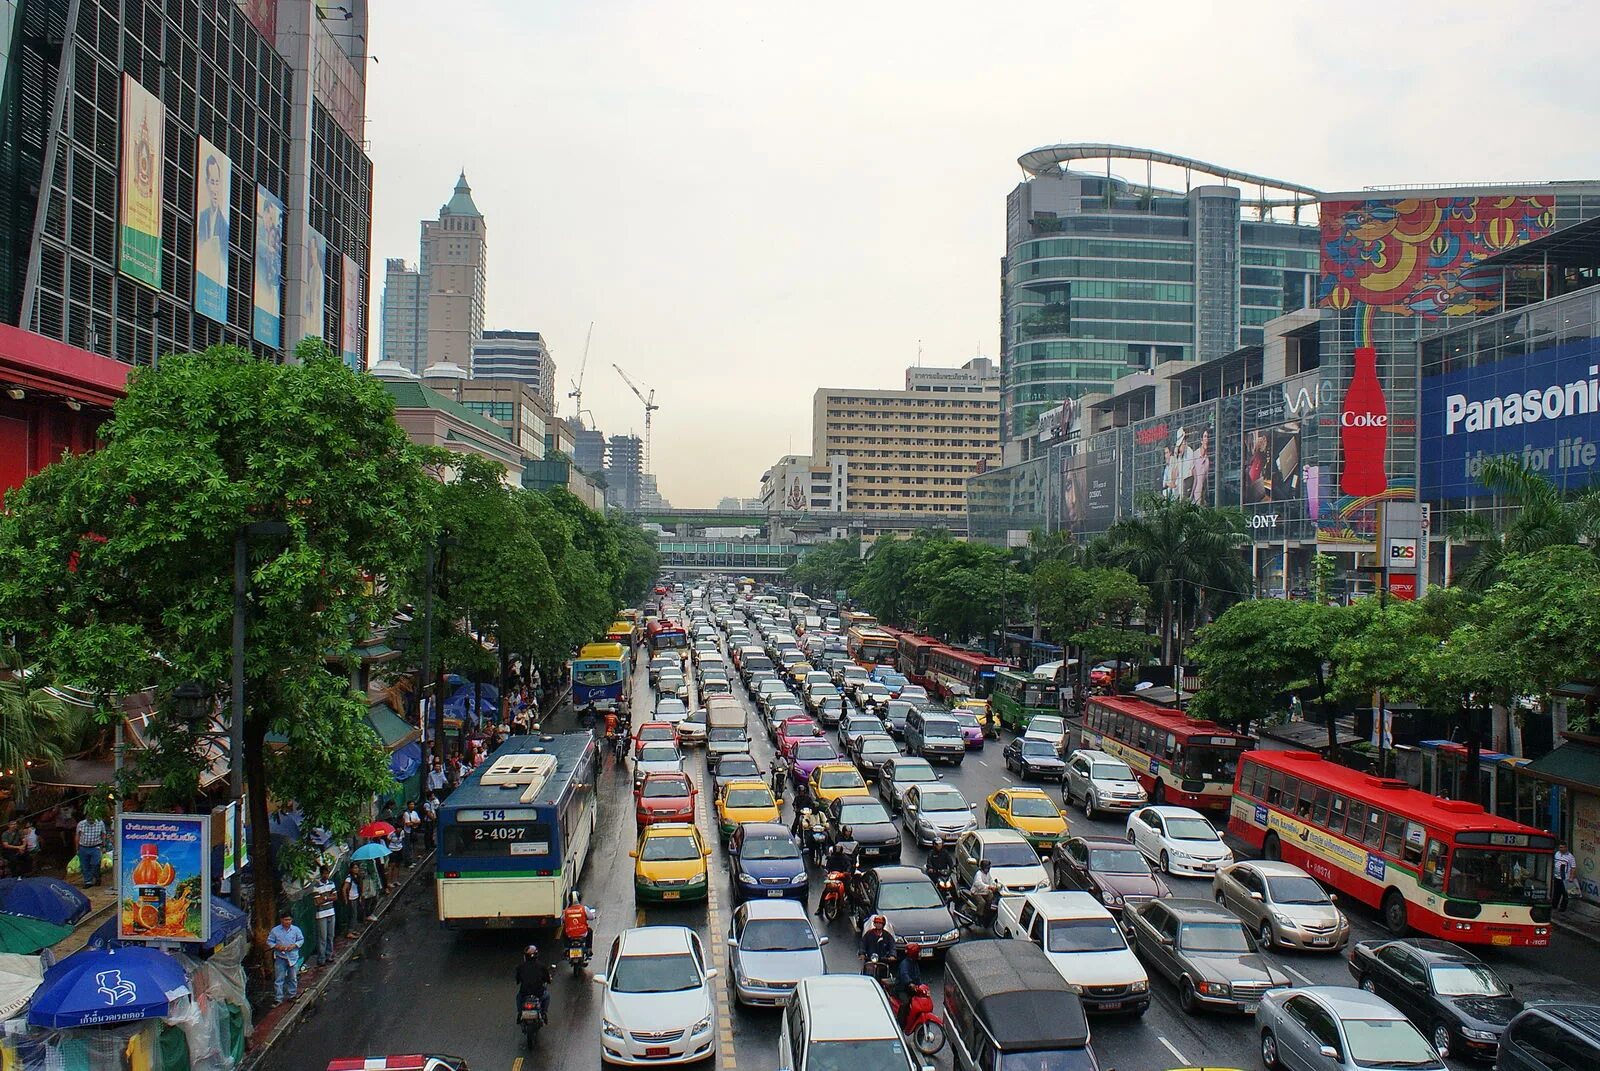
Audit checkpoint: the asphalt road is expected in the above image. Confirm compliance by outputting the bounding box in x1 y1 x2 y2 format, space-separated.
264 612 1600 1071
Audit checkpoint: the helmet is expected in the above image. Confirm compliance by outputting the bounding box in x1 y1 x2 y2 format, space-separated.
569 889 581 905
524 944 539 956
904 942 922 956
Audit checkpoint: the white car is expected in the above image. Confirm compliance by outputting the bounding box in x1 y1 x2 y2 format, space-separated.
995 890 1150 1014
634 744 685 787
954 829 1051 896
676 708 708 746
1064 749 1148 819
1125 805 1233 877
726 900 828 1007
657 673 689 702
1023 714 1068 752
653 697 689 724
597 926 717 1065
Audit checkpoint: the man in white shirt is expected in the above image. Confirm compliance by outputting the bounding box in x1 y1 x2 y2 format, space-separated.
311 865 337 965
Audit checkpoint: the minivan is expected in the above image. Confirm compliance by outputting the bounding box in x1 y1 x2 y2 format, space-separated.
1496 1003 1600 1071
943 941 1097 1071
778 975 924 1071
905 710 966 766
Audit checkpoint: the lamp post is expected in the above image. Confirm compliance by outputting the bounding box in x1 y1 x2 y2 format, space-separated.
232 520 288 904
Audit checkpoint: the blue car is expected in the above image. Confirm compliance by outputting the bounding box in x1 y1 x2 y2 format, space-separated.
870 668 908 697
729 822 808 902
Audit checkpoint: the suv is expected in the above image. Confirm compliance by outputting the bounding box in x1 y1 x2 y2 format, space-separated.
1063 749 1147 819
1498 1004 1600 1071
778 975 918 1071
904 710 965 765
995 891 1149 1015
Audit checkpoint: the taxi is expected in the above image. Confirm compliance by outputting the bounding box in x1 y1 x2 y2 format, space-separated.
715 778 781 842
807 762 870 806
786 661 815 688
984 786 1071 850
631 822 711 904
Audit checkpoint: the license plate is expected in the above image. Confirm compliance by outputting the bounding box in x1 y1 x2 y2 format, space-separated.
767 890 784 897
646 1047 670 1058
1098 1001 1121 1011
1309 936 1332 946
1492 934 1512 946
919 947 934 959
1240 1002 1259 1014
663 891 680 900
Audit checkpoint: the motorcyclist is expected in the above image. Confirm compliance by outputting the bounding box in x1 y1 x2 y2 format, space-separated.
561 889 597 956
815 839 859 915
603 710 619 743
515 944 552 1019
968 859 1001 921
925 837 955 882
894 943 924 1010
770 754 790 797
859 914 896 974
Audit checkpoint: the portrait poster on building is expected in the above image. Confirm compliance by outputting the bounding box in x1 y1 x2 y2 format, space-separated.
193 137 230 323
117 813 210 944
1060 452 1087 534
1131 406 1216 507
253 186 285 347
303 226 327 342
341 254 361 368
118 75 164 289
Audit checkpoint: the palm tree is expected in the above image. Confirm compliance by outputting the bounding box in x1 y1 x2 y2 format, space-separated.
1452 456 1600 590
0 648 76 791
1091 495 1250 664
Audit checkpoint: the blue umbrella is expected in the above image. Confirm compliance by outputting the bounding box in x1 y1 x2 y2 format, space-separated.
85 897 248 953
28 945 189 1028
351 842 390 861
0 878 91 926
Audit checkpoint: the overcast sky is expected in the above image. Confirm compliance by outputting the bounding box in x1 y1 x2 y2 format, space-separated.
364 1 1598 508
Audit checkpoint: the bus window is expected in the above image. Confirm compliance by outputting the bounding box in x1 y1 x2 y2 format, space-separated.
1403 823 1426 865
1328 795 1349 835
1449 846 1551 904
1383 814 1406 857
1245 761 1267 800
1164 733 1178 761
1346 801 1368 840
1138 725 1152 751
1421 839 1447 892
1266 770 1284 806
1311 788 1331 825
1364 808 1386 849
1282 776 1301 812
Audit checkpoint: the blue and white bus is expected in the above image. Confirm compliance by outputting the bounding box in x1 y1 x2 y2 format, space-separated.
572 641 629 712
435 733 598 928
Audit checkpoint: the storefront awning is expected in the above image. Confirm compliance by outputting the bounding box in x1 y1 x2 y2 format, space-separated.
1523 740 1600 793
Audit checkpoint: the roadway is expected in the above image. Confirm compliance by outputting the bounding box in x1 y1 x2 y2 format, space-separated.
263 610 1600 1071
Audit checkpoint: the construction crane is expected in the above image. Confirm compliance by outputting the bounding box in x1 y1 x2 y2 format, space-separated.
612 364 660 472
568 321 594 426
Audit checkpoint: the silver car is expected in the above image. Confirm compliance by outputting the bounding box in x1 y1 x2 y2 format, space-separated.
1258 985 1445 1071
1212 860 1349 952
1064 749 1147 819
901 784 977 847
726 900 827 1007
1125 897 1291 1015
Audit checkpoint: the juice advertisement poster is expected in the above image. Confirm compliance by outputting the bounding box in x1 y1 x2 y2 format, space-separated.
117 814 210 944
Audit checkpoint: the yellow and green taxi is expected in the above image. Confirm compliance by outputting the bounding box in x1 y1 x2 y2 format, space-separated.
631 822 711 904
808 762 871 806
984 787 1070 849
787 661 815 688
715 778 781 842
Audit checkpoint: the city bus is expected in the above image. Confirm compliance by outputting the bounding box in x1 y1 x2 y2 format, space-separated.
989 667 1060 731
573 642 629 712
894 632 945 691
841 610 878 631
436 733 598 928
1229 749 1555 946
647 618 689 655
925 647 1008 703
605 620 636 648
846 626 899 669
1074 694 1254 813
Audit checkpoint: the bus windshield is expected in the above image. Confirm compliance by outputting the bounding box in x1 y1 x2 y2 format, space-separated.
575 663 620 686
1447 847 1552 905
1181 746 1242 784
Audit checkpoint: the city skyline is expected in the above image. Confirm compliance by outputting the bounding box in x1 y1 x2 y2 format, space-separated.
363 1 1599 507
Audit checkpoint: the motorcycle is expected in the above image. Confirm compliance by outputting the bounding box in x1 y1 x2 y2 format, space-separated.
951 885 1001 936
567 938 593 977
865 958 946 1056
929 869 956 904
518 994 547 1049
818 869 850 922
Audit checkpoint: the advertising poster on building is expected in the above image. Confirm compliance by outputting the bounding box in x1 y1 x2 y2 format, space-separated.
253 186 285 347
1130 406 1216 507
117 813 210 944
341 254 361 368
1242 421 1311 505
193 137 230 323
1060 452 1086 534
1083 453 1116 531
303 226 327 342
118 75 164 289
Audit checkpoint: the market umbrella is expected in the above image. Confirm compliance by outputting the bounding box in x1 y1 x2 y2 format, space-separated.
28 945 190 1028
85 896 247 952
0 912 72 954
0 953 42 1019
0 877 92 926
351 842 391 861
358 821 394 839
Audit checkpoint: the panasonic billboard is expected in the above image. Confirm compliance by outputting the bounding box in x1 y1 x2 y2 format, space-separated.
1420 336 1600 499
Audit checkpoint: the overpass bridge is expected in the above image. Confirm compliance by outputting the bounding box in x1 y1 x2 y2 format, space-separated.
630 507 967 540
656 539 806 575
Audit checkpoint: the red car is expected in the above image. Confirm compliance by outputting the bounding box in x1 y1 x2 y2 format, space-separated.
634 720 679 758
635 772 697 827
777 717 824 758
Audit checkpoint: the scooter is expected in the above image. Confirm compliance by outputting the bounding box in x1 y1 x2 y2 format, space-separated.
818 870 849 921
865 958 946 1057
518 994 546 1049
566 937 593 977
951 885 1001 935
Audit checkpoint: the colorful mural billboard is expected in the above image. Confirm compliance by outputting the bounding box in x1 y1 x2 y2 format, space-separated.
253 186 285 348
118 75 164 289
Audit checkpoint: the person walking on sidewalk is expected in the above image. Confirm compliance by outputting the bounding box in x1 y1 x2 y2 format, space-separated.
426 759 448 800
402 801 422 865
312 866 337 966
422 792 440 852
340 869 362 938
1554 843 1578 910
74 806 108 888
268 912 304 1004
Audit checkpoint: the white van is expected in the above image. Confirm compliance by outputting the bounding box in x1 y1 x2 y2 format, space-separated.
779 975 923 1071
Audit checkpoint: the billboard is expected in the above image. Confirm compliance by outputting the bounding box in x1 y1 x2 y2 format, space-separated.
193 137 230 323
1420 336 1600 500
1130 406 1216 507
118 75 164 289
341 254 361 368
303 227 327 342
117 813 210 944
253 186 285 347
1060 452 1086 533
1243 420 1312 506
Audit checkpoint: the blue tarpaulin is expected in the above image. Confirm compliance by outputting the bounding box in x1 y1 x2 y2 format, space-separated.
389 742 422 781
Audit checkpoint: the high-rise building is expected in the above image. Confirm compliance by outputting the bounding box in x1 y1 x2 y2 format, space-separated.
381 259 426 373
1001 145 1321 449
470 330 556 412
759 456 845 513
381 173 487 374
570 423 607 477
605 434 643 510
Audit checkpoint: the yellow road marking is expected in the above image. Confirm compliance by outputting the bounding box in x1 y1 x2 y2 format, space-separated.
512 1059 523 1071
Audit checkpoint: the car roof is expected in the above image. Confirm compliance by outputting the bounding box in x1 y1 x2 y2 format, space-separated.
814 763 862 776
1159 898 1240 922
741 898 808 920
721 778 771 792
1242 860 1317 880
1002 786 1053 799
795 976 899 1041
968 828 1029 845
1383 938 1481 964
738 822 793 838
889 756 933 770
1510 1004 1600 1042
944 943 1090 1048
1296 986 1409 1020
1070 749 1121 763
618 925 697 955
640 721 675 730
642 822 698 837
1147 805 1210 819
1024 890 1114 920
1073 835 1137 849
640 771 690 785
871 865 932 884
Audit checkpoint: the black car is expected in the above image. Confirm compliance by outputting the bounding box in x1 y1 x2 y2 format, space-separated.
881 700 915 739
814 696 848 728
710 753 764 794
1003 737 1067 782
824 795 901 863
850 733 901 778
852 865 958 955
1348 938 1523 1062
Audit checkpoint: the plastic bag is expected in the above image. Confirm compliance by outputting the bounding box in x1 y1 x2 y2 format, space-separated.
66 855 80 878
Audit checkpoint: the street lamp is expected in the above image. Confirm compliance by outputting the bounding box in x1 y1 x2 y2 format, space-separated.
231 520 288 904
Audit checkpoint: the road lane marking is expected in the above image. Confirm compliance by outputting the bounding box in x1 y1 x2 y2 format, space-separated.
511 1059 522 1071
1158 1037 1188 1066
1283 963 1315 986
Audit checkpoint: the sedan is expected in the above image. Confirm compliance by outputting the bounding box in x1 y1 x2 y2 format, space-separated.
635 772 697 828
824 796 901 863
1213 860 1349 951
653 697 689 723
596 926 718 1066
709 753 763 794
634 744 685 787
698 678 733 700
877 755 939 814
1126 898 1291 1015
726 900 827 1006
676 708 708 747
814 696 848 728
984 787 1069 850
949 710 985 749
1126 805 1233 877
852 865 959 955
1003 737 1067 782
657 673 689 702
840 713 883 752
902 784 977 847
634 721 679 758
1347 938 1522 1062
715 780 781 843
1050 836 1170 917
807 763 870 807
854 681 891 711
1023 714 1068 753
729 823 809 903
1258 985 1446 1071
851 733 901 777
776 717 825 756
880 700 915 739
790 740 842 782
631 823 710 904
897 685 929 707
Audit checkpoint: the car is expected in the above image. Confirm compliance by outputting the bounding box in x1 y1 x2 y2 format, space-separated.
807 762 870 806
1002 737 1067 782
880 700 914 739
813 696 848 728
326 1057 465 1071
1125 806 1233 877
871 669 908 697
635 772 697 828
631 823 711 904
902 784 977 847
1063 749 1147 818
790 739 842 782
850 733 900 777
984 787 1070 850
803 671 833 693
1257 985 1446 1071
756 679 789 711
1023 714 1068 752
778 975 921 1071
905 710 965 764
854 681 891 711
657 673 689 702
653 696 689 723
1497 1003 1600 1071
952 829 1050 897
995 890 1149 1015
836 665 869 689
715 778 781 842
1347 938 1522 1062
596 926 718 1065
647 655 677 686
851 864 960 955
1125 898 1290 1015
726 899 827 1005
706 724 749 758
877 755 939 814
728 823 809 904
777 717 826 756
948 709 986 749
896 685 929 707
823 795 901 863
804 683 840 715
1213 860 1349 952
634 721 679 757
698 678 733 700
839 713 882 752
1050 835 1171 918
673 707 708 747
633 744 686 788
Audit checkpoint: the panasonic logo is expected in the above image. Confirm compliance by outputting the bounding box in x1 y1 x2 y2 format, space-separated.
1445 366 1600 435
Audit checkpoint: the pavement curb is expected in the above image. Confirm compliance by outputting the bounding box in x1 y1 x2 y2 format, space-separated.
240 851 435 1071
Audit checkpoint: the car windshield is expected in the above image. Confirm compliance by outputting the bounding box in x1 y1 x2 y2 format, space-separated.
641 780 688 799
783 724 821 738
847 719 877 732
656 700 686 713
640 746 679 763
804 1039 910 1071
1020 741 1058 758
877 879 944 911
895 765 937 783
919 792 967 813
1047 918 1126 954
952 712 980 729
1447 848 1553 906
609 952 703 994
839 803 890 825
1091 762 1134 780
997 1049 1096 1071
740 919 816 952
741 836 801 861
1177 921 1251 953
1010 796 1059 818
925 722 960 739
1166 817 1219 841
795 742 835 760
708 729 745 742
985 841 1041 867
1031 718 1064 734
820 770 863 789
1266 875 1330 905
1429 963 1510 997
1342 1019 1443 1068
1087 848 1149 874
1180 746 1241 783
641 835 702 862
726 789 773 808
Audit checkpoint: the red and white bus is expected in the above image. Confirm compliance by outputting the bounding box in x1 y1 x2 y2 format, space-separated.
925 647 1009 703
846 626 899 669
1229 750 1554 947
895 633 946 691
647 618 688 654
1073 695 1253 814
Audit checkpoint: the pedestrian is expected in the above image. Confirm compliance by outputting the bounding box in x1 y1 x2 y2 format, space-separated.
311 865 337 966
267 911 304 1004
18 822 37 877
426 759 448 799
340 869 362 938
1 821 24 875
402 801 422 864
1554 842 1578 911
51 804 77 864
357 858 381 921
422 792 440 852
385 825 405 868
74 805 108 888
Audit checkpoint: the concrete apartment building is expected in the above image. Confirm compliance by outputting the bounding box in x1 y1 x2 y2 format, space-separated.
470 329 557 412
380 173 487 373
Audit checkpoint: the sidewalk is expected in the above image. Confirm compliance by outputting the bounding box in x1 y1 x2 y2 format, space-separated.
1551 895 1600 949
54 882 119 957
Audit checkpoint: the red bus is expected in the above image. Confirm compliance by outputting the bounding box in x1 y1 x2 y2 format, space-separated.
846 626 898 669
895 633 946 691
925 647 1009 703
647 618 688 654
1073 695 1253 814
1229 750 1554 947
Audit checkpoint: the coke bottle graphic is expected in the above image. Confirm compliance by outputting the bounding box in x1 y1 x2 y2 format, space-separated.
1340 346 1388 497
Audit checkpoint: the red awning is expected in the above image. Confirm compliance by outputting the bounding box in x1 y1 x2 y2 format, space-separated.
0 324 129 407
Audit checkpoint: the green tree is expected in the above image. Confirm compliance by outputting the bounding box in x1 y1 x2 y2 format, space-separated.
787 537 863 596
0 647 78 791
1452 456 1600 589
1032 561 1151 700
1189 598 1348 742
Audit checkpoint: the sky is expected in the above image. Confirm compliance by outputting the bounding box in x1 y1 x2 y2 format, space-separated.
363 0 1600 508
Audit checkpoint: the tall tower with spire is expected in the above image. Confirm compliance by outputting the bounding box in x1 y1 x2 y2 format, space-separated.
416 171 488 372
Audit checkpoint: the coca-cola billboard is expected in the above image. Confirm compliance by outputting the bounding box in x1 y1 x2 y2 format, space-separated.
1340 346 1389 497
